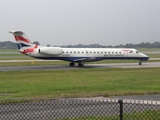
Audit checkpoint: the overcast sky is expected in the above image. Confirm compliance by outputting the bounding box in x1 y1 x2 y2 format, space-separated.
1 0 160 46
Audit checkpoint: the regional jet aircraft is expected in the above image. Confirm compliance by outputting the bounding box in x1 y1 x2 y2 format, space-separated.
9 31 149 67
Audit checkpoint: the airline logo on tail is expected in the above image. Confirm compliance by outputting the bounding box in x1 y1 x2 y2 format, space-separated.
9 31 38 54
14 36 31 44
9 31 32 49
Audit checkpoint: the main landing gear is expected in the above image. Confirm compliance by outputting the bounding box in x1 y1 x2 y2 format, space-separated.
78 63 84 67
139 60 142 65
69 62 75 67
69 61 85 67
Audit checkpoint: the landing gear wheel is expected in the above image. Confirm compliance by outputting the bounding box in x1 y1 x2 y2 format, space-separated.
77 61 85 67
69 62 75 67
139 61 142 65
78 63 84 67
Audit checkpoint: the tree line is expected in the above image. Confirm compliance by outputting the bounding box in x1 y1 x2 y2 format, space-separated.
0 41 160 49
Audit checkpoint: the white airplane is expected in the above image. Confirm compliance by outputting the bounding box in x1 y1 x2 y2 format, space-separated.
9 31 149 67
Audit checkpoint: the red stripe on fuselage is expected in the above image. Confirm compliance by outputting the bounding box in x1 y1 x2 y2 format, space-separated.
21 45 38 54
121 50 131 52
22 48 34 54
14 36 30 43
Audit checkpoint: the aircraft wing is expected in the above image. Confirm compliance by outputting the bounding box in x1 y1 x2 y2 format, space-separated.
73 58 86 62
73 57 96 62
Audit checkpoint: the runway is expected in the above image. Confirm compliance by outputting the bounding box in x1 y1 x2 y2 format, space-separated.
0 62 160 71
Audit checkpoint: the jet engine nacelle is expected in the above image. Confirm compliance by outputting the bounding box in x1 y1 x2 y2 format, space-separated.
39 47 63 55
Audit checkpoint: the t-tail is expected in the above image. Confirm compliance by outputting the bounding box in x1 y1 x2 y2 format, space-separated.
9 31 38 54
9 31 33 49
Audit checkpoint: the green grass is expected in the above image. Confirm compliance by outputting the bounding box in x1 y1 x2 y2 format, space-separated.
0 60 68 66
0 49 18 52
123 111 160 120
0 68 160 100
138 48 160 51
146 54 160 58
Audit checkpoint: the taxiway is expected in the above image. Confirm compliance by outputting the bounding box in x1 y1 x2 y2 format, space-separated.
0 62 160 71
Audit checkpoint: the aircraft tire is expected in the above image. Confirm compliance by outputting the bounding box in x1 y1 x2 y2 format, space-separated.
69 62 75 67
78 63 84 67
139 61 142 65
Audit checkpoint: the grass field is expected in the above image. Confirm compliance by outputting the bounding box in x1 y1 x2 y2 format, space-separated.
138 48 160 51
0 67 160 100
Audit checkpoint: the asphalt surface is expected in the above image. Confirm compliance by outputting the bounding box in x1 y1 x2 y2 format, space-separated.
112 94 160 101
0 62 160 71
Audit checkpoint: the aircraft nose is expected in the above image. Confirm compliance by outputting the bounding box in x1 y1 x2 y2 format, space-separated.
142 53 149 60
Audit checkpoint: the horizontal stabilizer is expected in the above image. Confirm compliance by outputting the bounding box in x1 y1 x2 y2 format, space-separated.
9 31 24 36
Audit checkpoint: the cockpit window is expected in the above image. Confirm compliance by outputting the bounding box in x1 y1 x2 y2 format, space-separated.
136 51 139 54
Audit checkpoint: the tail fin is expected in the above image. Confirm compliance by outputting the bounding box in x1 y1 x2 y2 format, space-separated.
9 31 32 50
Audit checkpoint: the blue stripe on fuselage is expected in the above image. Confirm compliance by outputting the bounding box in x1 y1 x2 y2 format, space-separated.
32 56 149 62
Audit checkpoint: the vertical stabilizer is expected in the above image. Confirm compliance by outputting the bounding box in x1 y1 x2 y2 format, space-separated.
9 31 32 49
